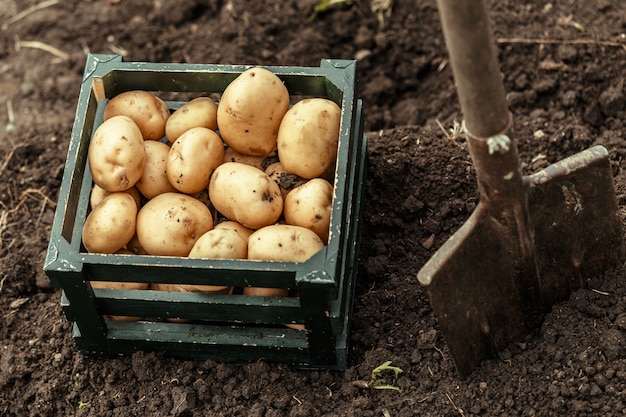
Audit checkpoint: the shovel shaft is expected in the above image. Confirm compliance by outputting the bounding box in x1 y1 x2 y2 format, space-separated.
437 0 509 137
437 0 530 251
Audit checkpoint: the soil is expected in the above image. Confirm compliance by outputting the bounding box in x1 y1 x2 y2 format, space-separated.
1 0 626 416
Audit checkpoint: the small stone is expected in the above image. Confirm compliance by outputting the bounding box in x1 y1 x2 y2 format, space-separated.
599 84 625 117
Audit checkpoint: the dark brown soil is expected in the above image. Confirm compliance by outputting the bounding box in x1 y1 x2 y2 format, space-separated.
2 0 626 416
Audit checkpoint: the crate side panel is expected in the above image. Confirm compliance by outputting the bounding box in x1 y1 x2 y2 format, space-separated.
82 258 298 288
93 289 304 324
96 67 331 98
75 321 311 364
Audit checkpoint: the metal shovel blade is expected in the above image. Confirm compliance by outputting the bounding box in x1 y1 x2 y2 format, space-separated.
418 146 624 377
527 146 624 308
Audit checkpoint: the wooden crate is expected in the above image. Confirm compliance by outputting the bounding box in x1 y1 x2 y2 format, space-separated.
44 54 366 370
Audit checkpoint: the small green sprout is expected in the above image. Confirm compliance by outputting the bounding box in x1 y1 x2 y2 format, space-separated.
78 401 88 410
369 361 403 391
371 0 393 28
349 361 404 392
309 0 358 21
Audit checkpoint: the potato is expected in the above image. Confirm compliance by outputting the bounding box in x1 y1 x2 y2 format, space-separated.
248 224 324 262
82 193 138 254
126 233 149 255
104 90 170 140
277 98 341 179
213 220 254 241
190 188 212 208
151 283 232 294
152 281 231 323
189 228 248 260
265 162 306 200
242 287 288 297
136 192 213 257
90 273 149 321
167 127 225 194
223 146 276 171
88 115 146 192
217 67 290 156
165 97 218 143
209 162 283 230
284 178 333 244
90 184 141 210
135 140 177 199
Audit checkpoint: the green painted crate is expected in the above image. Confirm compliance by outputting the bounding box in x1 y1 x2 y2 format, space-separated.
44 54 367 370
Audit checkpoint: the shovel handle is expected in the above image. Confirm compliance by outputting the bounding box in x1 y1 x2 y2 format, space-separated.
436 0 510 138
436 0 533 259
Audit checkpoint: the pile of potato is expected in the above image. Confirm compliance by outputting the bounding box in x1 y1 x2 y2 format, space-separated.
83 67 342 308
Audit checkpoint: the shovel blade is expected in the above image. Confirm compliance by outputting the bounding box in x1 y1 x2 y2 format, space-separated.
528 145 625 306
418 205 543 377
418 146 625 377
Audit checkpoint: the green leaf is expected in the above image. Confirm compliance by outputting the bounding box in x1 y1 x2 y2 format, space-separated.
369 361 403 392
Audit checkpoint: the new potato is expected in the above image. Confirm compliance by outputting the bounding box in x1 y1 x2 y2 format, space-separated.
90 184 141 210
189 227 248 260
90 274 149 321
265 161 306 199
223 146 276 171
167 127 225 194
165 97 218 143
214 220 255 241
104 90 170 140
88 115 146 192
209 162 283 230
82 192 138 254
284 178 333 244
248 224 324 262
277 98 341 179
217 67 290 156
242 287 288 297
135 140 177 199
136 192 214 257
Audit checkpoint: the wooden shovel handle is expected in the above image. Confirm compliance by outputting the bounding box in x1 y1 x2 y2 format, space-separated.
436 0 510 139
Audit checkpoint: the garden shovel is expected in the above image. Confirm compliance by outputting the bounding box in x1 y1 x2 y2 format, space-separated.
417 0 625 377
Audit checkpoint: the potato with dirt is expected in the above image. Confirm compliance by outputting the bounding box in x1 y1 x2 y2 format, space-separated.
244 224 325 299
104 90 170 140
265 161 307 199
188 227 248 260
166 127 225 194
217 67 290 156
277 98 341 179
213 220 255 241
90 184 141 210
88 115 146 192
247 224 324 262
223 146 276 171
209 162 283 230
165 97 218 143
284 178 333 244
135 140 178 199
82 192 138 254
135 192 214 257
90 274 150 322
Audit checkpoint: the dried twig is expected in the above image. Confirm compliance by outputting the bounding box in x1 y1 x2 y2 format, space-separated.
0 188 56 248
2 0 60 30
445 392 466 416
435 119 465 149
14 36 70 61
497 37 626 50
0 146 22 176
